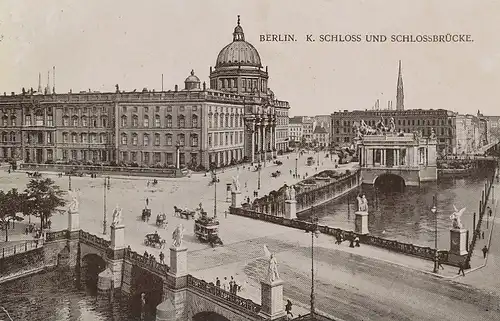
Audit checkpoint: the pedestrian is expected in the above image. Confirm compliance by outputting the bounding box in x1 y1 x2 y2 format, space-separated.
482 245 489 259
285 299 293 318
482 231 485 239
247 197 250 204
457 262 465 276
159 251 165 264
146 197 149 206
349 236 355 248
144 250 148 258
225 210 228 218
216 277 221 287
489 207 493 217
223 277 228 291
354 236 360 247
229 276 234 293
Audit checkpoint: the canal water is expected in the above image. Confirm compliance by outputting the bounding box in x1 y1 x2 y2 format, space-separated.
303 168 495 249
0 269 154 321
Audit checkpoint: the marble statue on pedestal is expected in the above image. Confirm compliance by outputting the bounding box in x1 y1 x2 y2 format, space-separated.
450 205 466 229
285 186 291 200
232 173 241 192
111 205 122 227
68 191 79 214
357 195 368 212
289 185 296 201
263 244 280 283
172 224 185 248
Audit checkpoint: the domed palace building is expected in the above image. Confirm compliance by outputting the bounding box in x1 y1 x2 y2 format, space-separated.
0 16 290 171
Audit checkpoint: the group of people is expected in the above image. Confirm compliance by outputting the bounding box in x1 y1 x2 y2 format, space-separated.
335 232 361 248
214 276 242 295
139 249 166 265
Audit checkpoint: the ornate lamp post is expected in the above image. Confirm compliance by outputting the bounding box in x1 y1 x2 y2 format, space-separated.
68 174 72 191
103 177 109 235
257 163 261 191
212 166 218 218
431 195 438 273
175 141 181 169
306 208 321 317
295 157 298 178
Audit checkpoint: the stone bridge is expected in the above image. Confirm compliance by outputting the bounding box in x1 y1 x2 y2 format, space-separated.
1 207 295 321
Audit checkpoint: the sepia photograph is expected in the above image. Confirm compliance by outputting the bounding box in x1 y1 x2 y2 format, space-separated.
0 0 499 320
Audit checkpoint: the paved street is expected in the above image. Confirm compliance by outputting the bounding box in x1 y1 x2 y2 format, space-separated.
2 154 500 320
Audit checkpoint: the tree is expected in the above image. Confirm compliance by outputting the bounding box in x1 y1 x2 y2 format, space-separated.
0 188 24 241
24 178 67 229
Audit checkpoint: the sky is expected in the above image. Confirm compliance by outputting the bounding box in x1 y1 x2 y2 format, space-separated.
1 0 499 117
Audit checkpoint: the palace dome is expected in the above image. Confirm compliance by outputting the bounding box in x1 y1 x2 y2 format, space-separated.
215 16 262 68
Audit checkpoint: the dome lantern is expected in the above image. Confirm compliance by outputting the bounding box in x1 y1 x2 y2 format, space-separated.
184 69 201 91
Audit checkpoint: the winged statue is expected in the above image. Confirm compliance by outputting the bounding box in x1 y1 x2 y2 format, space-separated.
263 244 280 283
450 205 466 229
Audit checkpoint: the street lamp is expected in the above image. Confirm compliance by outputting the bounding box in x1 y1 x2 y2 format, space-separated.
431 195 438 273
257 163 261 190
295 157 298 178
68 174 72 191
103 177 108 235
305 208 320 317
212 166 218 218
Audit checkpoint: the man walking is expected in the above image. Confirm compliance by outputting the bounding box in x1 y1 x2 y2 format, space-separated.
159 251 165 264
482 245 489 259
216 277 221 287
285 299 293 318
457 262 466 276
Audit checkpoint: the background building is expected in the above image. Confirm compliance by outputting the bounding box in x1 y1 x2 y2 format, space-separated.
288 117 303 145
312 125 329 148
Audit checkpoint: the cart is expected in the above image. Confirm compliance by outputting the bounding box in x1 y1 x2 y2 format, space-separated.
144 232 166 249
194 211 223 247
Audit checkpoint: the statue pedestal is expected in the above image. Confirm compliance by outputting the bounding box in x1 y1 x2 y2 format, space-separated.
355 211 369 235
110 224 125 250
450 228 468 256
169 246 188 277
67 210 79 232
284 200 297 219
259 279 286 320
231 191 243 208
226 183 232 202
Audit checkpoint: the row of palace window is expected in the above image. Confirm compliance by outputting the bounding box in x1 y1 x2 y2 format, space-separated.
120 151 197 165
121 114 198 128
122 105 198 114
62 116 108 128
338 126 452 136
1 115 55 127
338 118 452 127
120 133 199 147
213 78 267 91
208 132 243 148
208 113 243 129
62 132 108 144
1 132 54 144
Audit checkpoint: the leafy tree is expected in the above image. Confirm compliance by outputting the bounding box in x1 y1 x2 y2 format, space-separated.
23 178 67 229
0 188 25 241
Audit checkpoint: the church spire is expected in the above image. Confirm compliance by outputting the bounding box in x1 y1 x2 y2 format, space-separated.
396 60 404 111
233 15 245 41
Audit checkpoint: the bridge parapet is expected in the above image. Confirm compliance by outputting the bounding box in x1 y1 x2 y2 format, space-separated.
124 249 170 275
186 274 261 315
79 230 111 250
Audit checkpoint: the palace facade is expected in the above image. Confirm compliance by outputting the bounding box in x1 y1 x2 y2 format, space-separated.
0 16 290 169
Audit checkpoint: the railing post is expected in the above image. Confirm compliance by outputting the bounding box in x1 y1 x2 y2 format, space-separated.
25 242 27 251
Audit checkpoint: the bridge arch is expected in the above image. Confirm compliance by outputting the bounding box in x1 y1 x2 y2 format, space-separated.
193 312 231 321
81 253 106 289
374 173 406 192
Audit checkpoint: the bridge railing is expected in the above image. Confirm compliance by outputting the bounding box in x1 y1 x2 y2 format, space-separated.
186 274 261 315
45 230 69 242
124 249 170 274
79 230 111 249
229 207 454 265
1 240 44 259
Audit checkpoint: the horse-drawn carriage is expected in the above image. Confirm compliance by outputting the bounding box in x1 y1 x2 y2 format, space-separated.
274 160 283 166
194 211 223 247
141 207 152 222
156 213 167 228
26 171 42 178
144 232 166 249
271 170 281 178
173 206 195 220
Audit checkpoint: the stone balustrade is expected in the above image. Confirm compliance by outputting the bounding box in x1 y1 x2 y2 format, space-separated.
124 249 170 275
1 240 43 259
79 230 111 249
186 274 261 315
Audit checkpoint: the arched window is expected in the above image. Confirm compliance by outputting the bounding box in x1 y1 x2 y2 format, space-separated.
10 116 16 127
143 134 149 146
2 116 7 127
191 134 198 147
132 115 138 127
155 115 161 127
166 115 173 128
240 115 243 127
9 132 15 142
121 116 127 127
100 133 107 144
143 115 149 128
132 133 138 145
208 113 212 128
225 114 229 127
154 133 160 145
165 134 173 146
72 116 78 127
178 134 185 146
214 113 219 128
121 133 127 145
192 115 198 128
178 115 185 128
62 116 69 126
220 114 224 128
80 133 87 143
230 115 234 127
91 116 97 127
101 116 108 128
62 132 68 143
82 116 88 127
1 132 7 142
71 132 77 143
